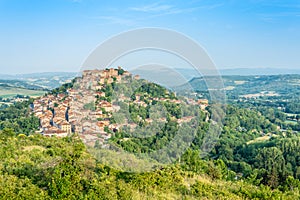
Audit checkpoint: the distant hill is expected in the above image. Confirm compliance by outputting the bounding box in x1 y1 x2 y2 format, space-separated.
1 68 299 90
0 72 77 89
220 68 300 76
0 72 78 79
173 68 300 79
186 74 300 92
0 79 45 90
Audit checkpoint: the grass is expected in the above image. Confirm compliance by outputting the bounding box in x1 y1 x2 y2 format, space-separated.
246 135 271 145
22 145 46 151
0 86 45 98
285 113 297 117
234 81 246 85
225 86 235 90
285 120 298 125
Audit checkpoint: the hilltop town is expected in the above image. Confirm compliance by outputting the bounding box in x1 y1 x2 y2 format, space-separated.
32 67 209 147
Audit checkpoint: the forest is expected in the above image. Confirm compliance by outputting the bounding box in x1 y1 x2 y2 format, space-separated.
1 128 300 199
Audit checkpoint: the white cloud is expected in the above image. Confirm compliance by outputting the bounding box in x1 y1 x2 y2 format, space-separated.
95 16 136 26
130 2 224 17
92 2 225 26
257 11 300 23
130 3 174 13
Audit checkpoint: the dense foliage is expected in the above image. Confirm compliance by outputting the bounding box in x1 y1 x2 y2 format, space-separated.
0 129 299 199
0 99 39 135
112 102 300 192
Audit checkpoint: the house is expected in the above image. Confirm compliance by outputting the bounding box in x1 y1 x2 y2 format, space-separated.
123 71 130 76
116 75 122 82
198 99 209 105
177 116 194 124
67 89 78 96
98 101 113 112
90 110 105 119
58 121 72 134
112 105 121 112
107 68 118 77
170 99 182 104
74 124 83 133
96 92 105 97
43 127 68 137
145 118 153 124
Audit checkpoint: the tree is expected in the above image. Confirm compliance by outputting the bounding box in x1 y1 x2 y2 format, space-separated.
255 147 285 188
1 128 15 138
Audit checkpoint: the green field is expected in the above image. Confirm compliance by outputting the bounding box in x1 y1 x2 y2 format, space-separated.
285 120 298 125
0 86 46 98
285 113 298 117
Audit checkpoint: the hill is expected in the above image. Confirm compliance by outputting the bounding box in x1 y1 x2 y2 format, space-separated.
172 68 300 80
220 68 300 76
1 68 300 199
0 72 77 89
187 74 300 95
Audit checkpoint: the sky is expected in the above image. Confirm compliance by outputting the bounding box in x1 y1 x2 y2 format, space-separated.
0 0 300 74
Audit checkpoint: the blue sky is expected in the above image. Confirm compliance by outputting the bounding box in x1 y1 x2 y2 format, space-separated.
0 0 300 74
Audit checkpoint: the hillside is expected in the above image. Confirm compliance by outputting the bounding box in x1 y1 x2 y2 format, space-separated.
1 131 298 199
1 68 300 199
0 84 45 98
32 68 209 157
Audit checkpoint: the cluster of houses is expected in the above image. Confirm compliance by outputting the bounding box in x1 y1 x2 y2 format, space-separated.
32 67 137 146
33 93 72 137
32 67 209 147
